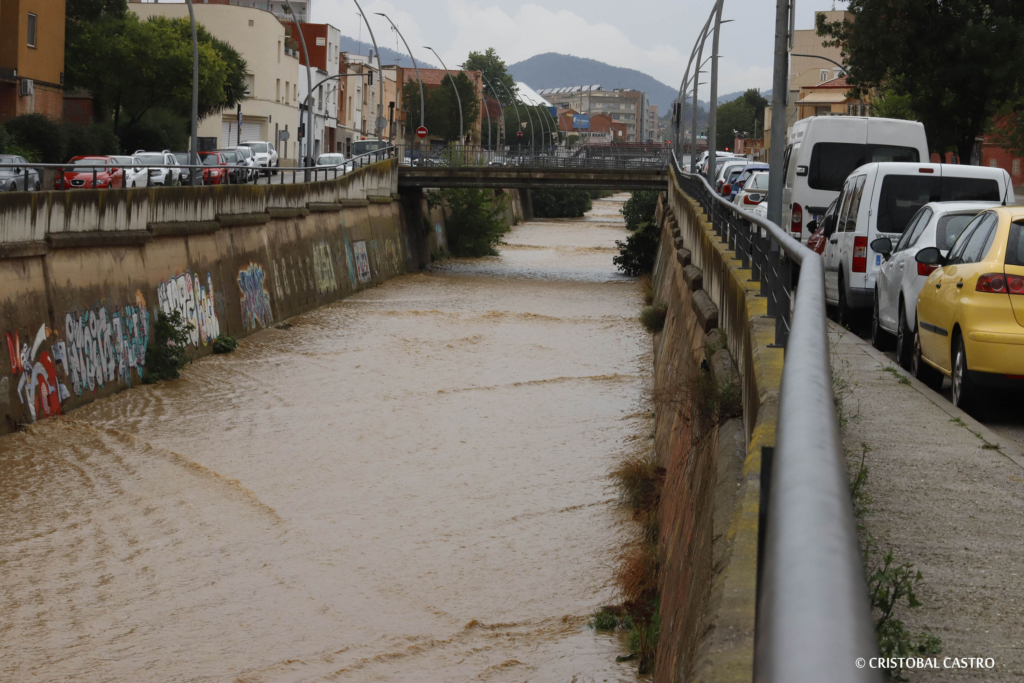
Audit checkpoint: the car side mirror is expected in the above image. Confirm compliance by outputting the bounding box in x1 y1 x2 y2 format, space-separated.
806 220 819 233
915 246 943 266
796 165 808 177
871 237 893 258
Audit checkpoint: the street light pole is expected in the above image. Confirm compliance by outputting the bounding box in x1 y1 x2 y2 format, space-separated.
480 74 506 150
767 0 792 227
424 47 464 146
375 14 423 156
185 0 199 185
351 0 385 139
706 0 725 187
284 2 313 181
496 80 522 150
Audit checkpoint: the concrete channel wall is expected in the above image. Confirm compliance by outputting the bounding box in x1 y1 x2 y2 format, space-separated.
652 170 783 682
0 161 527 434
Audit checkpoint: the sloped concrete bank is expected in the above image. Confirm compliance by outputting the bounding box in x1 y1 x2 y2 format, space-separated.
0 161 522 433
650 171 783 682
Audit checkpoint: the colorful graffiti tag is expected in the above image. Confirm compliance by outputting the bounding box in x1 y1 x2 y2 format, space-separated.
156 272 220 347
238 262 274 330
6 325 70 422
64 292 150 395
344 237 357 289
353 240 371 284
313 241 338 294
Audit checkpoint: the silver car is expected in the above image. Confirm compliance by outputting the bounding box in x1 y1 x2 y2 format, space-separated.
0 155 41 191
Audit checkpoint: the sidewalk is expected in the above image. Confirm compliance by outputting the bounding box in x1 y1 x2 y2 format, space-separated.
830 323 1024 680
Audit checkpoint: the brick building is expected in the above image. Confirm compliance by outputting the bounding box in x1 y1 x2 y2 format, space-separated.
0 0 65 122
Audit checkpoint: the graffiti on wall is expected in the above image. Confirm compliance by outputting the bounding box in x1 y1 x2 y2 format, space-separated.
344 237 357 288
6 325 70 422
353 240 371 284
64 292 150 395
156 272 220 347
238 262 274 330
313 241 338 294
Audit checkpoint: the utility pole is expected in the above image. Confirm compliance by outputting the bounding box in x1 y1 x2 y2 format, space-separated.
706 0 724 187
424 47 464 145
767 0 791 226
185 0 199 185
284 2 313 181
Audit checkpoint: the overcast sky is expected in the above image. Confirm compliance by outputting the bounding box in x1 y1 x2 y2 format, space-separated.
313 0 848 95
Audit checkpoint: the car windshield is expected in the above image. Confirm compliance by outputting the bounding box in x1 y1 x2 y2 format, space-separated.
1007 222 1024 267
935 214 978 251
808 143 921 192
876 176 1001 234
352 141 385 156
136 154 163 165
235 148 252 158
317 155 345 165
243 142 268 153
218 151 239 162
70 159 106 167
747 173 770 191
201 155 221 166
172 153 189 163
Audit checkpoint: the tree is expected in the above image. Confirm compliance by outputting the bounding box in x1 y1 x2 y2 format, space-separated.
714 89 767 151
464 48 518 107
817 1 1024 162
402 72 481 143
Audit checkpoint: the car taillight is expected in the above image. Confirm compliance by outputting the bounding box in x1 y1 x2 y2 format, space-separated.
723 183 732 195
744 194 760 205
1007 274 1024 295
977 273 1008 293
791 203 803 235
853 236 868 272
918 262 938 277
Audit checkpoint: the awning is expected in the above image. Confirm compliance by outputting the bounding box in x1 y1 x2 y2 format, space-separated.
796 90 849 105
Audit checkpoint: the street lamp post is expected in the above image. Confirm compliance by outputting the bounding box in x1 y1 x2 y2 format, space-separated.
480 74 506 151
283 2 313 181
706 0 725 187
351 0 385 139
479 78 493 151
424 47 464 146
375 14 424 157
185 0 199 185
496 80 523 152
525 93 552 152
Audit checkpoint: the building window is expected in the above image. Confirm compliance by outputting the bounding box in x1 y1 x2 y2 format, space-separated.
1014 159 1021 176
276 78 281 102
245 74 255 95
278 41 282 63
990 159 998 168
27 13 37 48
248 19 255 27
820 69 829 81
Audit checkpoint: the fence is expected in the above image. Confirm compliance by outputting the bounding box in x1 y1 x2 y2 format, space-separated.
670 154 880 682
394 143 671 172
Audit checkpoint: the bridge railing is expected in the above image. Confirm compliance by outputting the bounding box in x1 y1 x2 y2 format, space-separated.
395 143 670 172
670 155 880 682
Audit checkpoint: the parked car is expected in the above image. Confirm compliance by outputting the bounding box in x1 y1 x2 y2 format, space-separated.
0 155 41 191
715 158 749 195
823 162 1012 327
315 153 352 174
238 141 279 175
805 199 839 255
54 156 124 190
214 150 249 184
732 171 770 212
109 156 148 188
171 152 202 185
697 150 738 175
134 150 182 187
912 206 1024 411
199 152 231 185
226 146 258 181
782 116 929 243
870 201 1000 364
730 163 770 200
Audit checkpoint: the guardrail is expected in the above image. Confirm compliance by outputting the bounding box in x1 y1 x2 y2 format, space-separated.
395 143 671 171
0 146 397 192
670 154 880 682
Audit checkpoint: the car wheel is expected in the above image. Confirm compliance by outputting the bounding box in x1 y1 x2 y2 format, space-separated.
34 181 41 191
951 335 978 415
912 322 944 391
895 299 912 369
870 291 892 351
131 182 136 188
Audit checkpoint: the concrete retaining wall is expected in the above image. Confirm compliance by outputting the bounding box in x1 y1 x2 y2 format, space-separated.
653 169 783 683
0 161 451 433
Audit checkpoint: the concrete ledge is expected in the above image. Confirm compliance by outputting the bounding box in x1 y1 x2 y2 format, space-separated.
691 289 719 332
267 206 311 218
339 199 369 208
0 240 48 259
367 195 393 204
391 192 402 201
676 248 692 268
148 220 221 237
308 202 343 212
47 230 152 249
216 213 272 228
673 236 685 250
683 264 703 292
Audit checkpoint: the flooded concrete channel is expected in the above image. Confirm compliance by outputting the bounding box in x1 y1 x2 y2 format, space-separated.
0 195 652 681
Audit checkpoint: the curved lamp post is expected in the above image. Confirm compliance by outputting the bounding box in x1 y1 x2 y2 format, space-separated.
376 13 424 152
351 0 385 139
480 73 506 151
496 80 523 151
423 46 464 146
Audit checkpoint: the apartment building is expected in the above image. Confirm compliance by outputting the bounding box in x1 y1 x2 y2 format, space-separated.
538 86 649 142
132 2 302 162
0 0 65 121
282 21 342 158
646 104 659 142
788 9 853 128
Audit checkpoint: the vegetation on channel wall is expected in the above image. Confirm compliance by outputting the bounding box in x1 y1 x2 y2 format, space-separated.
143 311 193 384
429 188 509 257
531 189 594 218
614 191 661 277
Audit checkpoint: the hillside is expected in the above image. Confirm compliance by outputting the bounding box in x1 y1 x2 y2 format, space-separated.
508 53 679 111
336 34 437 70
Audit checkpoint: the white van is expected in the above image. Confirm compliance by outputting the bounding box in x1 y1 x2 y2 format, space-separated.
823 162 1013 323
782 117 929 243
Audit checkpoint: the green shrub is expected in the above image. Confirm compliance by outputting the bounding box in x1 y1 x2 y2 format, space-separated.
614 221 660 276
4 114 68 163
639 303 668 333
143 310 193 383
588 608 619 631
531 188 593 218
212 334 238 354
432 188 508 257
621 190 659 231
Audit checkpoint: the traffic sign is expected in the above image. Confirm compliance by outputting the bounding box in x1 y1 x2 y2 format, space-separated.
376 116 389 132
416 126 428 139
516 131 524 139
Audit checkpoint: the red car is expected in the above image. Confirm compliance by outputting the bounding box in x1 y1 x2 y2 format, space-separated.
200 152 230 185
54 156 124 190
806 198 839 255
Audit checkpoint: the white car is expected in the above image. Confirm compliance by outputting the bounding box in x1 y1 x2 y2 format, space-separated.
227 146 258 181
112 156 148 188
134 150 181 186
869 201 1001 365
315 153 353 173
733 171 770 212
238 141 279 175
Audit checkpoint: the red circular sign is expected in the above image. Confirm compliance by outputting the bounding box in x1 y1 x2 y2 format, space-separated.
416 126 428 139
516 131 524 138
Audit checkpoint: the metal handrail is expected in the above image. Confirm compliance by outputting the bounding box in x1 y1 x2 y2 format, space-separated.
670 153 880 682
0 146 398 191
395 143 671 171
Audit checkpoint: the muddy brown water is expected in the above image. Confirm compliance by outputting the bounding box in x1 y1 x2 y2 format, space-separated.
0 195 652 682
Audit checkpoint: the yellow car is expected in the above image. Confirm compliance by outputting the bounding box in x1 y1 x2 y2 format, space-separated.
912 205 1024 412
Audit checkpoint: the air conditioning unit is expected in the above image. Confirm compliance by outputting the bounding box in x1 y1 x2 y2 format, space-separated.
19 79 33 96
